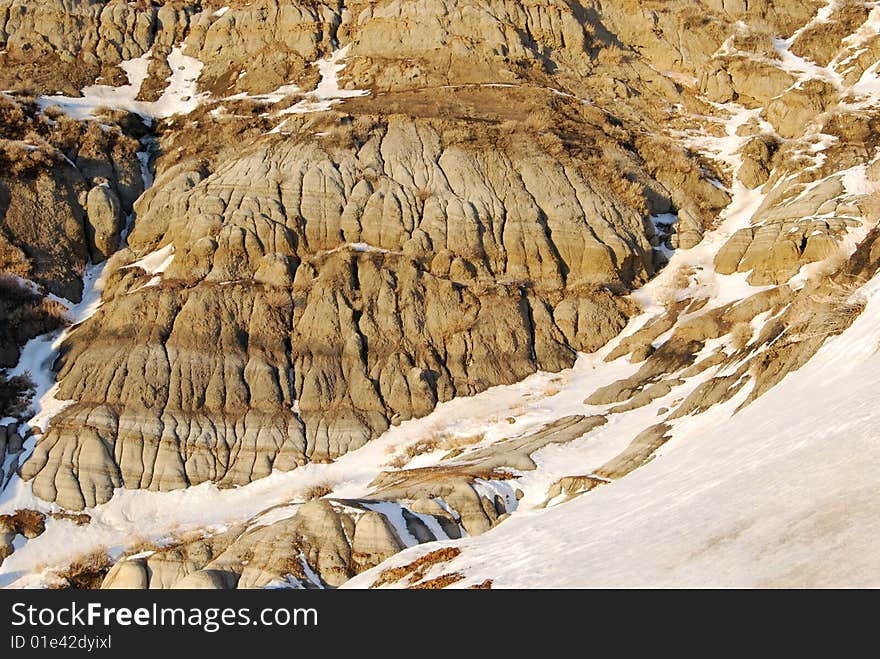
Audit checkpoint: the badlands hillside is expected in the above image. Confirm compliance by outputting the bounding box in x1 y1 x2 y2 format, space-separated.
0 0 878 588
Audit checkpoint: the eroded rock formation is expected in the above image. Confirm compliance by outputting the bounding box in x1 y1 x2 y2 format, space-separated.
1 0 879 590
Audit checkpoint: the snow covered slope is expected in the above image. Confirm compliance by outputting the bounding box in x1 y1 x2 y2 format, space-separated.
347 272 880 588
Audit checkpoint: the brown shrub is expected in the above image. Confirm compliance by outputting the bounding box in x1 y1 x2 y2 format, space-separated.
655 287 681 312
48 511 92 526
0 96 31 134
468 579 493 589
0 93 144 172
53 550 112 590
518 111 554 135
301 484 333 501
0 509 46 537
389 431 486 468
802 278 868 340
388 436 444 468
0 371 35 419
0 274 69 378
0 241 30 279
655 265 696 310
809 246 852 280
730 25 779 59
0 140 60 176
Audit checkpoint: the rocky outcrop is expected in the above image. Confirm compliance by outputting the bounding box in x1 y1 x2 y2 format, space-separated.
85 183 123 262
0 94 143 397
0 164 90 302
715 168 874 285
0 0 828 510
101 496 467 589
0 0 338 97
0 423 24 488
21 107 662 509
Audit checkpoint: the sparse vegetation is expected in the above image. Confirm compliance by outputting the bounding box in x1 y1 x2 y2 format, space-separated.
0 509 46 538
52 550 112 590
468 579 493 589
388 431 486 468
0 371 35 420
371 547 462 588
0 274 68 418
0 273 69 353
0 139 60 176
803 278 868 340
730 23 780 59
808 246 851 280
301 483 333 501
0 95 141 177
407 572 465 589
48 511 92 526
655 287 681 312
655 265 696 311
730 321 754 350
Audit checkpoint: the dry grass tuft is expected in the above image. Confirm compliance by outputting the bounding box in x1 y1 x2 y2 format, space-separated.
52 550 111 590
47 511 92 526
388 431 486 468
802 278 868 340
730 321 754 350
0 509 46 537
121 536 161 557
407 572 465 589
301 483 333 501
670 265 696 289
468 579 493 590
371 547 462 588
809 246 852 281
730 24 779 59
655 265 696 311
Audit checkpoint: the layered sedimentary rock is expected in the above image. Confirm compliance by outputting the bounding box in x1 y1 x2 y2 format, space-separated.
101 496 470 589
22 114 655 509
3 0 876 519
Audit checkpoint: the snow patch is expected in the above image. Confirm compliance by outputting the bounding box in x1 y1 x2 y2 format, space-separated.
361 502 420 547
36 47 206 123
125 244 175 276
8 264 108 435
278 45 368 116
223 83 301 105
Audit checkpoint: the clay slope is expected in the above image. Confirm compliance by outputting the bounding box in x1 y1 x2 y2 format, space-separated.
3 0 731 510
